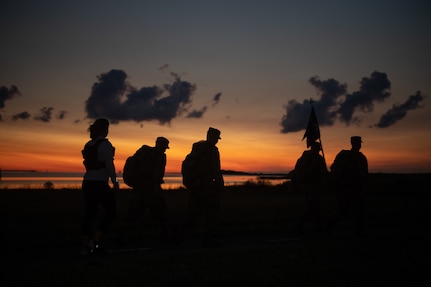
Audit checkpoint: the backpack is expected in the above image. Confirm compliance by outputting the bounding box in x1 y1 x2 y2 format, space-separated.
82 139 108 171
292 150 322 185
122 145 154 187
330 150 351 178
181 141 207 189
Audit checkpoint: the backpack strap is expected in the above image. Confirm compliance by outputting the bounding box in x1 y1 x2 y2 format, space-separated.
82 139 108 171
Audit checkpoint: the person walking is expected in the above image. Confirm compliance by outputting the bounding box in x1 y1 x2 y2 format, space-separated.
80 118 119 255
117 137 172 245
181 127 224 248
327 136 368 236
293 141 328 234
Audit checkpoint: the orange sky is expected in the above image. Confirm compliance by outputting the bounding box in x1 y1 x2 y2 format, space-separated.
1 115 431 174
1 2 431 174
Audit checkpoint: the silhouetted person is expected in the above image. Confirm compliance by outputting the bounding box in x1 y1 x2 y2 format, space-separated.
80 118 119 255
117 137 172 245
181 127 224 248
327 136 368 236
293 141 328 234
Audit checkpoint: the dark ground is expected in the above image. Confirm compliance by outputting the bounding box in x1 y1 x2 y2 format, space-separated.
1 173 430 286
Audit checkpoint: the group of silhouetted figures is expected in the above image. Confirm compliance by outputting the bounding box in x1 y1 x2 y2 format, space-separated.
80 119 223 255
79 118 368 256
293 136 368 237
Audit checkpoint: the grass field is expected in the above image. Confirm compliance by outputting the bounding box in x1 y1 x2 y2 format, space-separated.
1 173 430 286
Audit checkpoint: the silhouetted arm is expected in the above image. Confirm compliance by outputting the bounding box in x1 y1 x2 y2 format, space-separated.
99 140 119 189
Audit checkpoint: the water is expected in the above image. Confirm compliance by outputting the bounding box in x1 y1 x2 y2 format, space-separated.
0 171 289 190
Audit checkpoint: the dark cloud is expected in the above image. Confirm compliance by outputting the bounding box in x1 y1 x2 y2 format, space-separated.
57 110 67 120
375 91 425 128
187 107 208 118
281 99 312 133
212 92 222 106
186 92 222 118
6 109 66 122
12 111 31 121
0 85 21 109
34 107 54 122
158 64 170 73
281 71 421 133
281 77 347 133
308 77 347 126
339 71 391 124
1 85 68 123
85 69 217 124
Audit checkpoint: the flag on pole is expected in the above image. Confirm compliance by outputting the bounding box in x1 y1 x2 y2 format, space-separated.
302 105 320 148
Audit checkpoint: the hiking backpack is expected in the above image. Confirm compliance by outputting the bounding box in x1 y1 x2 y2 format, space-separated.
122 145 154 187
82 139 108 171
181 141 207 189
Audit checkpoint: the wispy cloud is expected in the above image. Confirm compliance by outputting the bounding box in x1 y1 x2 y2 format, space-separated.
57 110 67 120
374 91 425 128
1 85 69 123
12 111 31 121
34 107 54 122
280 71 424 133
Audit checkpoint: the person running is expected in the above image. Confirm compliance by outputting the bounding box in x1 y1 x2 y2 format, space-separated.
80 118 119 255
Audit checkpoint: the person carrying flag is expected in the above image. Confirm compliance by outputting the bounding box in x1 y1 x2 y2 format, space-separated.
294 103 329 234
294 141 328 234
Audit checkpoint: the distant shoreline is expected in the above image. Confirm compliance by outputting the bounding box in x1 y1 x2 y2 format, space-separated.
1 168 430 177
1 169 38 172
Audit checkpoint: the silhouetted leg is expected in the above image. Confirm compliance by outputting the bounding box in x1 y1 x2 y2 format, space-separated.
81 181 103 245
98 187 116 235
353 189 365 236
149 190 171 242
81 189 98 239
310 198 321 231
326 188 350 234
116 189 148 243
179 188 204 243
203 189 221 247
297 185 321 233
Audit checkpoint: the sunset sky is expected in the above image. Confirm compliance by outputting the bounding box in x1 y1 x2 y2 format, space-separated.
1 0 430 174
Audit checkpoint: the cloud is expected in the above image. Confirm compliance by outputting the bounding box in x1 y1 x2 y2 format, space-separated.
0 85 21 109
57 110 67 120
308 76 347 126
338 71 391 124
281 77 347 133
85 69 219 124
281 71 421 134
12 111 31 121
374 91 425 128
1 85 68 123
212 92 222 106
186 92 222 118
187 107 208 118
281 99 312 133
34 107 54 122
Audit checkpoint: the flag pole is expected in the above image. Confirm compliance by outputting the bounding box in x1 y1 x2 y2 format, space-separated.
319 133 328 171
309 100 328 170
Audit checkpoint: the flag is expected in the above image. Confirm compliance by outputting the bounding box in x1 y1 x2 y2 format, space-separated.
302 105 320 148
